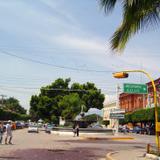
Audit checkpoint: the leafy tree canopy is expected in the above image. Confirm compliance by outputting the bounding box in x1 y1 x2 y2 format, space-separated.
29 78 105 123
4 97 26 114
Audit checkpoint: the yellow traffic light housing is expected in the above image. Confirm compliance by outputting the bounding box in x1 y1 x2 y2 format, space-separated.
113 72 129 78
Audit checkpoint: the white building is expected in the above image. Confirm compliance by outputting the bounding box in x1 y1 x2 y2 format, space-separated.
103 95 117 129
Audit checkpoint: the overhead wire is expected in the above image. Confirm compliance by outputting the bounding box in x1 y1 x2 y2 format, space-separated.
0 50 115 73
0 49 148 96
0 46 160 56
0 85 118 95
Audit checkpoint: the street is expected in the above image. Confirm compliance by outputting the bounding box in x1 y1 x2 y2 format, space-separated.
0 129 156 160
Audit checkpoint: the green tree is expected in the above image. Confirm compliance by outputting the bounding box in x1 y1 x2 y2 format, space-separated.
40 78 71 98
100 0 160 52
29 78 104 123
81 82 104 111
4 97 26 114
59 93 81 120
30 95 40 121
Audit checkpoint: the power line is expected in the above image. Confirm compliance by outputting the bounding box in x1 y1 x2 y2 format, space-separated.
0 46 105 52
0 85 117 96
0 75 115 83
0 87 35 94
0 85 116 93
1 46 160 56
0 50 114 73
0 85 88 92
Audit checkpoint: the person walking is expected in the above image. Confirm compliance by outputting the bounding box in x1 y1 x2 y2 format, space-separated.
5 120 13 145
76 124 79 137
0 122 4 144
122 125 127 134
72 124 76 137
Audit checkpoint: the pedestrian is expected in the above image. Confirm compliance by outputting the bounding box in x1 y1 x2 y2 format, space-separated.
112 123 116 135
72 124 76 137
76 124 79 137
0 122 4 144
122 125 127 134
5 120 13 145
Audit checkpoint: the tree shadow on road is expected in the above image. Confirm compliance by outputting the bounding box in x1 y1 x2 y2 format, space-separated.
0 156 20 159
11 147 111 160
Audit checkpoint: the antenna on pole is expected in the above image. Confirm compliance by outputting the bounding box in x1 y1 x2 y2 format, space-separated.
0 94 7 108
115 84 120 135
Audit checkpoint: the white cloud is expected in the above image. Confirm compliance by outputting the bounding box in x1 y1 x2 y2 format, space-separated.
39 0 79 26
117 52 160 74
54 34 108 53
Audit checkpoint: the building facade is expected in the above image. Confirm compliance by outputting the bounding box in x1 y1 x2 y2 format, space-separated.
119 77 160 113
103 101 117 129
119 93 146 112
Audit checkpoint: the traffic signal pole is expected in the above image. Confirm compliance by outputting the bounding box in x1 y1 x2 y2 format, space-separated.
113 70 159 151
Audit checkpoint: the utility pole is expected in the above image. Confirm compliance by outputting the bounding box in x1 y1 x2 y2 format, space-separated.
0 94 7 108
115 84 120 135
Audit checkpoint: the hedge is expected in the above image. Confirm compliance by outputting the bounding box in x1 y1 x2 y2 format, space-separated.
119 107 160 124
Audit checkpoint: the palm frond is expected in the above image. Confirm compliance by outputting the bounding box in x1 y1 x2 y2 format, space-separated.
99 0 117 13
111 0 160 52
111 23 133 52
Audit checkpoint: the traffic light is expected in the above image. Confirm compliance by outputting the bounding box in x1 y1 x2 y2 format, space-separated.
113 72 129 78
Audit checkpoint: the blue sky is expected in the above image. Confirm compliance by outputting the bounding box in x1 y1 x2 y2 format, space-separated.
0 0 160 110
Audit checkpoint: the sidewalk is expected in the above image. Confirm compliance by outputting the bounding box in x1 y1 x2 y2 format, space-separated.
108 149 146 160
82 134 147 159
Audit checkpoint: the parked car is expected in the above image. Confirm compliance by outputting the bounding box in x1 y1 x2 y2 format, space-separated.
45 124 55 133
24 123 29 128
118 126 130 133
28 124 39 133
132 126 146 134
146 125 155 135
16 122 24 129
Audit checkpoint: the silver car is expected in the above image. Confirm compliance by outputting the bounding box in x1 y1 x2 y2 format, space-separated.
28 125 39 133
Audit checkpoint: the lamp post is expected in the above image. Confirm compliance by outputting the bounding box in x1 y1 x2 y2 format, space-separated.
113 70 159 150
80 105 85 118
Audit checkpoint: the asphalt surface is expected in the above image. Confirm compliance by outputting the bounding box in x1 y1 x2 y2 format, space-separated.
0 129 156 160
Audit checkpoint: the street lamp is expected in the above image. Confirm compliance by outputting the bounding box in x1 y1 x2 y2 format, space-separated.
113 70 160 150
80 105 85 118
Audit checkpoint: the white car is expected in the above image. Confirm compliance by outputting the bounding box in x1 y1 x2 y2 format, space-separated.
28 125 39 133
45 124 55 134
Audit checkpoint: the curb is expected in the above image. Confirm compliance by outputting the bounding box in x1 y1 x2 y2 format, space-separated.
81 136 134 141
111 137 134 140
106 152 117 160
145 153 160 160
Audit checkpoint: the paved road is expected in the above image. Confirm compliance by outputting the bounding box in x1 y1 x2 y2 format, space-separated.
0 129 155 160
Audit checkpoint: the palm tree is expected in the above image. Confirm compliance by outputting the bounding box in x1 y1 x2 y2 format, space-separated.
100 0 160 52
